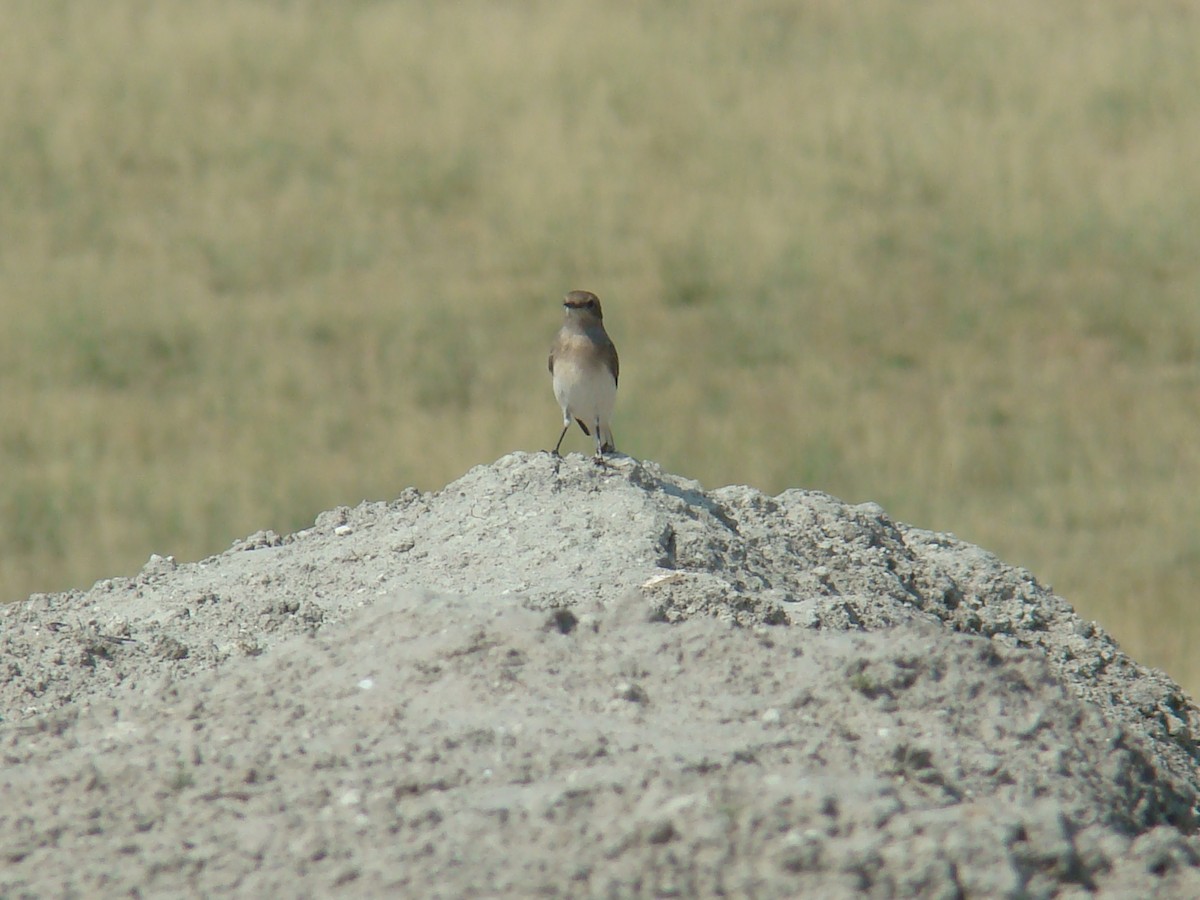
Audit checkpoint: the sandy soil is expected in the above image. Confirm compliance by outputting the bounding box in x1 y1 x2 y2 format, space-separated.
2 453 1198 897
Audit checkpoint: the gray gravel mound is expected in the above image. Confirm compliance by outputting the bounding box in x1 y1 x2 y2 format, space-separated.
2 452 1198 897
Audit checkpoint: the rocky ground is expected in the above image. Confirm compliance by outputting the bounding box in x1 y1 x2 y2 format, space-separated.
2 452 1198 897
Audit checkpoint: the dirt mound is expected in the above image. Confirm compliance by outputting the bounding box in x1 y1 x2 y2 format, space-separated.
3 453 1198 897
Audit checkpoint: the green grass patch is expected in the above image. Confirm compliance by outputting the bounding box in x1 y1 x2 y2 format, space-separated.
1 0 1198 695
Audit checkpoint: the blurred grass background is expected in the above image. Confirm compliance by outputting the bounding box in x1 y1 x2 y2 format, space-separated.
2 1 1197 693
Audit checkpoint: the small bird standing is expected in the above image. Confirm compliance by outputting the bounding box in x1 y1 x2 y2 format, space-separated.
548 290 620 461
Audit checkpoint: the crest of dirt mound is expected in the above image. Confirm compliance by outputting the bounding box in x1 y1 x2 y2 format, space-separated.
2 453 1198 897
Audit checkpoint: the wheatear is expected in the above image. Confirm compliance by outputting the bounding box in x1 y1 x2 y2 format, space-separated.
548 290 620 460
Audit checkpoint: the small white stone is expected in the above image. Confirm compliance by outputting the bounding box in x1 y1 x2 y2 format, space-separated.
642 572 685 589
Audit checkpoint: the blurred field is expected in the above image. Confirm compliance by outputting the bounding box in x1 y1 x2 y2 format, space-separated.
2 1 1198 692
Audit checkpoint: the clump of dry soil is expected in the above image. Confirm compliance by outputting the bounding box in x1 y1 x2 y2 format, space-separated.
2 453 1198 897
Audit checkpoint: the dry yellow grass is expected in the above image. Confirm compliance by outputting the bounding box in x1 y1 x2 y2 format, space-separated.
2 1 1198 691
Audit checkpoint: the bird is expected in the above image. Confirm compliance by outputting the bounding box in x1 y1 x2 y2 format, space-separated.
548 290 620 461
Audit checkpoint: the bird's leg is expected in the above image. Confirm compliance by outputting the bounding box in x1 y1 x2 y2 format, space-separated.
551 423 570 456
592 417 605 463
